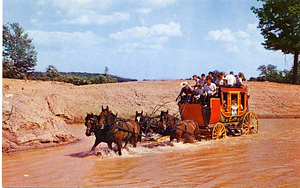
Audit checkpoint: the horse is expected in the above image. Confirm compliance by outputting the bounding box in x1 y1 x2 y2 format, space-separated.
85 112 99 137
135 111 161 137
159 110 201 143
97 109 141 155
85 107 114 151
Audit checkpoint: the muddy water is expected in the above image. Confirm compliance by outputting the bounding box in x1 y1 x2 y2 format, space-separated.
3 119 300 187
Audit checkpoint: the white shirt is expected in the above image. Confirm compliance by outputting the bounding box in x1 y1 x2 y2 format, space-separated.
219 79 225 86
231 105 238 116
204 83 216 95
225 74 236 86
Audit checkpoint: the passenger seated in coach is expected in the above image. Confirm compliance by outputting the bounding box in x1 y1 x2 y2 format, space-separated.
176 82 193 103
231 98 238 116
223 100 228 112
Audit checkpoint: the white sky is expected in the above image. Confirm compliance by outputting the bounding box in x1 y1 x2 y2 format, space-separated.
3 0 294 80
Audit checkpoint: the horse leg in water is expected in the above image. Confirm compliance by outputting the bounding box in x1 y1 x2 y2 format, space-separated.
129 134 138 147
91 136 101 151
170 135 175 142
130 131 138 147
107 142 112 150
183 136 194 143
133 134 138 147
116 140 123 156
176 131 182 143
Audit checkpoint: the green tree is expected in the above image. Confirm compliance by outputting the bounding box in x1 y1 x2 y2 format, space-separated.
257 64 280 81
3 23 37 78
252 0 300 84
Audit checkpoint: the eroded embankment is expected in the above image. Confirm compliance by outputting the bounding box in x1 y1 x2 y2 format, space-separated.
2 79 300 152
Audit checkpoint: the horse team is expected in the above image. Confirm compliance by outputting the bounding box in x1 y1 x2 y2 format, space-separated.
85 106 201 155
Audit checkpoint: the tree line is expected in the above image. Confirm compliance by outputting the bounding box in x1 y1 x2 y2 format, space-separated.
251 63 300 84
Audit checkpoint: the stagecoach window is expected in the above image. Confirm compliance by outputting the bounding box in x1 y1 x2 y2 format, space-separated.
231 94 238 105
222 92 228 112
241 92 245 111
223 92 228 104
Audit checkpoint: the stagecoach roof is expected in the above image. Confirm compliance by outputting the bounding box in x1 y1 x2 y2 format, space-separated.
220 86 248 93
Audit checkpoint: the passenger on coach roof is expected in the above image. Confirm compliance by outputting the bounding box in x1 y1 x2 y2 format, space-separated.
207 72 215 83
236 73 245 87
192 75 200 88
192 75 199 84
198 74 206 85
204 78 217 97
219 72 226 86
199 90 209 107
176 82 193 103
192 82 204 103
225 71 236 87
214 74 220 86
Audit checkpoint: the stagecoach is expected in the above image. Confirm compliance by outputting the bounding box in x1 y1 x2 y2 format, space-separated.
178 86 259 139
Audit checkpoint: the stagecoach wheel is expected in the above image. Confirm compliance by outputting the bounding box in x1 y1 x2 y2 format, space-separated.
241 111 259 135
211 123 226 140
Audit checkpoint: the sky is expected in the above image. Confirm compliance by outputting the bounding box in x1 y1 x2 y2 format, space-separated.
3 0 294 80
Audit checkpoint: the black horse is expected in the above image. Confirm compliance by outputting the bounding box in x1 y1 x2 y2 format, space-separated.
135 111 161 138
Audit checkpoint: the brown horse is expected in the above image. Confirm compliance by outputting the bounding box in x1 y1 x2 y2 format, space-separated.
85 106 113 151
159 110 201 143
97 109 141 155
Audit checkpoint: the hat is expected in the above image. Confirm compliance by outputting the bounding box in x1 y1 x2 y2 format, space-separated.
181 82 188 87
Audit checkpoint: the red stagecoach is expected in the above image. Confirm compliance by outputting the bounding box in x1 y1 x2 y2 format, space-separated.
178 86 259 139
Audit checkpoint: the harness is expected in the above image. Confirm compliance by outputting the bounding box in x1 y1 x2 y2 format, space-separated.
105 118 142 137
164 116 195 136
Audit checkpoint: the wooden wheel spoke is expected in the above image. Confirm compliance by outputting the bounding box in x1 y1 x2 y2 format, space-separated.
246 114 250 121
251 119 258 125
221 126 226 132
242 111 259 135
212 123 226 139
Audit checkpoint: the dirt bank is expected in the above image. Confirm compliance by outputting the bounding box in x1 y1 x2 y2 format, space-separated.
2 79 300 152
